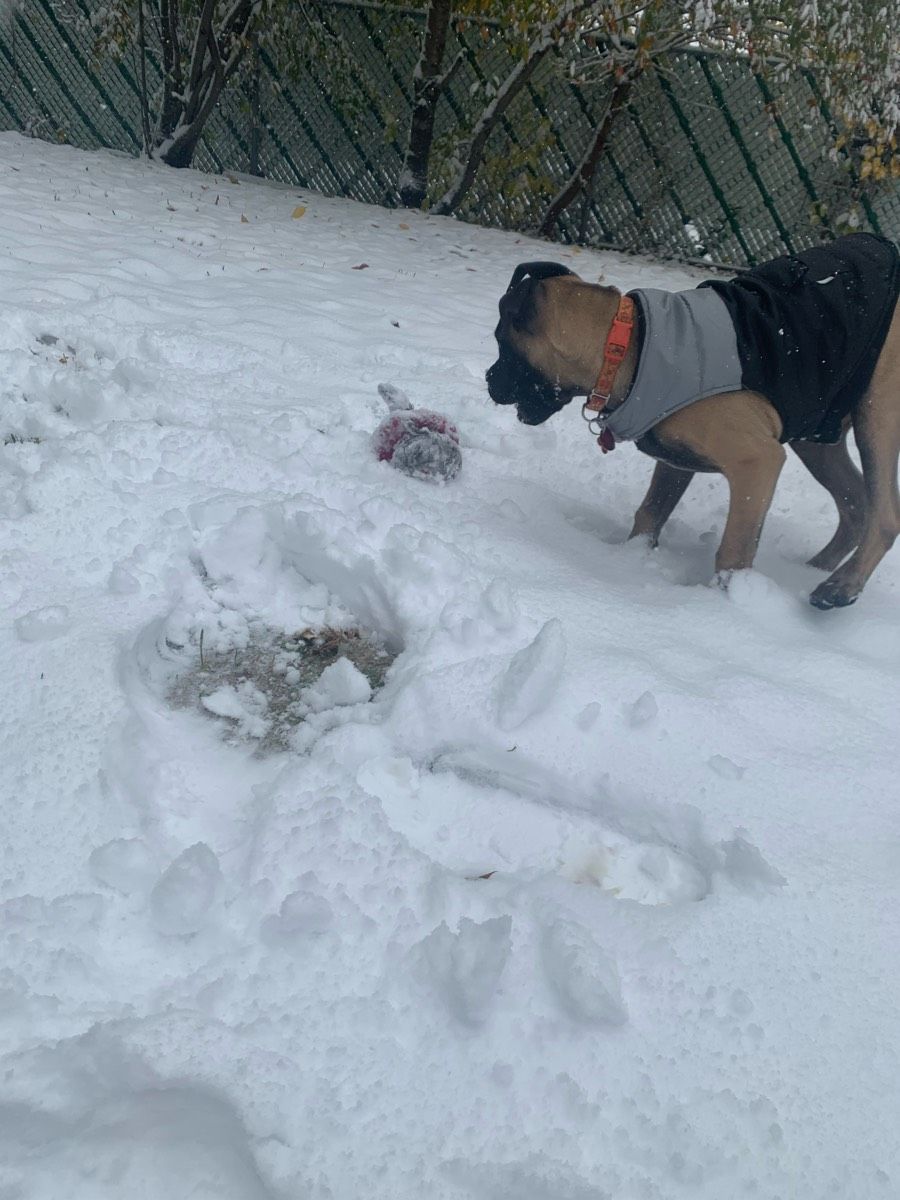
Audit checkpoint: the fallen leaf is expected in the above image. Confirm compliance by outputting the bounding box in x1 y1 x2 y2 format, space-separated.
292 205 307 219
240 214 249 224
227 174 239 184
399 222 410 230
391 321 399 328
351 263 369 270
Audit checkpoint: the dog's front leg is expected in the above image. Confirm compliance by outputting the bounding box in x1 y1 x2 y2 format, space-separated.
629 462 695 547
716 443 786 576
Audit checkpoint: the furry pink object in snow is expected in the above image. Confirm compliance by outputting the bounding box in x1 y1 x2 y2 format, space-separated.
372 410 462 482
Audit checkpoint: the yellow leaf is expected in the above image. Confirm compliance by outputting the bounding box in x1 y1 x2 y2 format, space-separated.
292 205 307 219
398 222 410 229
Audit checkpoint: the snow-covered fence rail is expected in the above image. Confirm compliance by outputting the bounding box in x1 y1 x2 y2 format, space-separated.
0 0 897 266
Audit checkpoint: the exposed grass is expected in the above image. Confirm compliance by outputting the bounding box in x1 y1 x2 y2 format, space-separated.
4 433 42 445
168 624 394 753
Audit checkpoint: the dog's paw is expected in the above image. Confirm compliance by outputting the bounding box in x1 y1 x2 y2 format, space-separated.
626 528 660 550
809 580 859 610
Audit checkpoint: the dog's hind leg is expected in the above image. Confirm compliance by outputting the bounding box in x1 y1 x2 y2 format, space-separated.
629 463 694 547
791 431 866 571
810 306 900 609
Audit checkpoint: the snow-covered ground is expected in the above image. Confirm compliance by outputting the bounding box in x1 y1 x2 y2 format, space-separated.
1 131 899 1200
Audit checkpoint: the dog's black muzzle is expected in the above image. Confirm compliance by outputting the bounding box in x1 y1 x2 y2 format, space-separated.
486 346 573 426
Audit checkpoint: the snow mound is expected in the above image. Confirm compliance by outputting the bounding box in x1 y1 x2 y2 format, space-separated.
496 619 566 731
302 655 373 712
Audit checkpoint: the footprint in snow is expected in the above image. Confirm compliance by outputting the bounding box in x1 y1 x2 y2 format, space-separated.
541 917 627 1026
418 915 512 1026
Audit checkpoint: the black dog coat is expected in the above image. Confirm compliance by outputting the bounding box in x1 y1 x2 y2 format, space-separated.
702 233 900 443
605 234 900 446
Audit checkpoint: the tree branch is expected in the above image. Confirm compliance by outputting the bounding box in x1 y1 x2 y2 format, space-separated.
538 68 638 237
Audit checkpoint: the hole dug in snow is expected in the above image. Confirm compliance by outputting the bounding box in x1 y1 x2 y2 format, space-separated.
167 623 395 753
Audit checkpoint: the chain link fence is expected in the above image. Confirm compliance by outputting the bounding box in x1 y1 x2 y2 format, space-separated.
1 0 897 266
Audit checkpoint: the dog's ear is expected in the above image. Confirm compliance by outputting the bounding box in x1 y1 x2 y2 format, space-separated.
500 261 575 328
507 261 575 290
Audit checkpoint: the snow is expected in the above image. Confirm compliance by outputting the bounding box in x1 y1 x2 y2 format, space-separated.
1 130 899 1199
14 604 71 642
89 837 157 894
496 617 566 731
302 655 372 710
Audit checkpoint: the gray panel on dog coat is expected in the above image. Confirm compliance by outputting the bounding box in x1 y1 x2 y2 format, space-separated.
601 288 742 443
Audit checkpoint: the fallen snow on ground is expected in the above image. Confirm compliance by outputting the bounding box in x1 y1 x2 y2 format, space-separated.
1 132 899 1200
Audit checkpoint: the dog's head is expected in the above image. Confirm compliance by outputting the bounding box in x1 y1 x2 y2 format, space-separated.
486 262 584 426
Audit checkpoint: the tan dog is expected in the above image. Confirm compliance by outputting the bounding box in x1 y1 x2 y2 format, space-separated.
486 240 900 609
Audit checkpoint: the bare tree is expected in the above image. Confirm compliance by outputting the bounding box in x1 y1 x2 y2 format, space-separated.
81 0 269 168
431 0 600 216
399 0 464 208
152 0 264 167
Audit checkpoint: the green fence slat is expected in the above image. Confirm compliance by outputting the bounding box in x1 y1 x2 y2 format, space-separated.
39 0 140 150
697 53 794 253
655 66 755 264
751 68 828 230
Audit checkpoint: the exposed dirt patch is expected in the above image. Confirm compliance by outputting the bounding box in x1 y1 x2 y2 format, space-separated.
167 624 394 753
